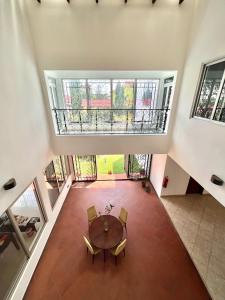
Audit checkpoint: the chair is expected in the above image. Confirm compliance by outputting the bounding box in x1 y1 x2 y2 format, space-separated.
87 206 98 225
119 208 128 231
110 239 127 265
83 236 102 264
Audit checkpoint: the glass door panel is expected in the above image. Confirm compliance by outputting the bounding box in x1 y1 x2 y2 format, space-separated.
72 155 97 181
0 212 27 300
9 182 45 252
128 154 151 179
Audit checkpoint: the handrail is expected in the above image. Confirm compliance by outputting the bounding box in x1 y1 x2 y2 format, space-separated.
52 107 170 135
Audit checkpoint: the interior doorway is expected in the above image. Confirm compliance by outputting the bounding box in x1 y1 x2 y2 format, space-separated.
186 176 204 194
96 155 127 180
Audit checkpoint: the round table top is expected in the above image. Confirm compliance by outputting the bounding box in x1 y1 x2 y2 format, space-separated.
89 215 123 250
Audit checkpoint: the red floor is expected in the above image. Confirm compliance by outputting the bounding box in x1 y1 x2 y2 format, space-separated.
24 181 211 300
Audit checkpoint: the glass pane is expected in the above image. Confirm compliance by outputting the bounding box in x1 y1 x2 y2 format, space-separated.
0 212 27 299
45 161 60 208
128 154 150 179
61 156 68 179
10 183 45 251
195 61 225 119
73 155 96 181
63 80 87 109
112 80 135 109
136 80 159 109
88 80 111 108
53 156 65 190
213 81 225 122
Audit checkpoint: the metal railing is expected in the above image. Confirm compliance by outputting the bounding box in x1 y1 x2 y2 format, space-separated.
52 108 170 135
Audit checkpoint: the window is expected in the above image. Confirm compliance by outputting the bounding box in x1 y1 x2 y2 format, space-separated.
136 80 159 109
88 80 111 108
112 80 135 109
63 80 88 110
48 75 175 135
10 182 45 252
45 156 68 208
0 212 27 299
193 59 225 122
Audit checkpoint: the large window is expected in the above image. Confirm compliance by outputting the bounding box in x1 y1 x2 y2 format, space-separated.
45 156 68 208
193 59 225 122
50 76 173 135
0 180 45 299
10 182 45 252
0 212 27 300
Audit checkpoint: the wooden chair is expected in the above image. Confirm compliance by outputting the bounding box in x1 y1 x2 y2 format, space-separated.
83 236 102 264
87 206 98 225
119 207 128 231
110 239 127 265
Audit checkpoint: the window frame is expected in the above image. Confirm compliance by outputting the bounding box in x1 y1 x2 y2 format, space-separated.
7 179 47 256
191 57 225 125
44 156 69 209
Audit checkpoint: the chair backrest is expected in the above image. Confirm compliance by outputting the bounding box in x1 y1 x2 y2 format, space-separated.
114 239 127 256
87 206 97 222
83 236 94 255
119 207 128 223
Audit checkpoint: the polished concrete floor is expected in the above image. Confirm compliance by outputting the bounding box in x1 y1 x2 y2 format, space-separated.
161 194 225 300
24 181 211 300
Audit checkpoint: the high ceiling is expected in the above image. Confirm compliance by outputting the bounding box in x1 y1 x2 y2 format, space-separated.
36 0 185 5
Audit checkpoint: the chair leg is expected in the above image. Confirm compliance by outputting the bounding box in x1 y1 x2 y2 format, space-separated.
104 249 106 263
115 256 117 266
92 255 95 264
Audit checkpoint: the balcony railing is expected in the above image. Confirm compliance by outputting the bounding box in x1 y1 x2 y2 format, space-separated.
53 108 170 135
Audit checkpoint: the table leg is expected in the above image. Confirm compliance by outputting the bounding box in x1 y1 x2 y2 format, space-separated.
104 249 106 262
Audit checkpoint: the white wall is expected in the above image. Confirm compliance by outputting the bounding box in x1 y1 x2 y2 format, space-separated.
0 2 71 300
150 154 190 197
161 156 190 196
25 0 196 155
0 0 51 214
150 154 167 196
169 0 225 207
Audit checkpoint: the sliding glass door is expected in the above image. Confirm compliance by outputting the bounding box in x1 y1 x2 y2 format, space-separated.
72 155 97 181
0 180 46 299
128 154 151 179
0 212 27 300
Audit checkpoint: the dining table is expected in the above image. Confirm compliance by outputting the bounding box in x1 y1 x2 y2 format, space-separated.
89 214 123 260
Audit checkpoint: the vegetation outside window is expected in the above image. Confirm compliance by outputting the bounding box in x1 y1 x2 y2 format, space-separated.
193 59 225 122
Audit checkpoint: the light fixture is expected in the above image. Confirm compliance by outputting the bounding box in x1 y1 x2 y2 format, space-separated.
3 178 17 190
211 175 224 186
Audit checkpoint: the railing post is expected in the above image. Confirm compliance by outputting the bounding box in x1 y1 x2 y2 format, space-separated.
156 110 160 131
53 109 61 135
141 110 144 132
63 110 68 132
96 109 98 132
163 108 169 132
126 110 129 132
110 110 113 132
79 111 83 132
